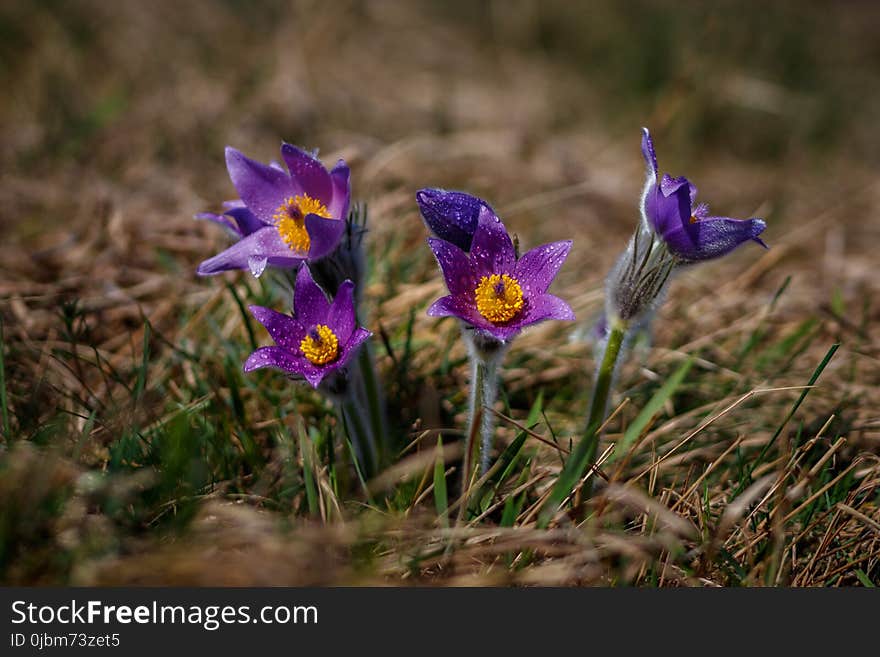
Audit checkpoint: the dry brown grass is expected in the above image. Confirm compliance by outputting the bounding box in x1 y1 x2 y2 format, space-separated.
1 0 878 586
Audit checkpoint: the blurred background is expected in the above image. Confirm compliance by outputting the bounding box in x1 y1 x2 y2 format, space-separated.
1 0 878 585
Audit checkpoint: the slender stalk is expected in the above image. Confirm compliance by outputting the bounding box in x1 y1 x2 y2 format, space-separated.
579 320 626 498
538 319 627 526
461 355 486 491
478 358 499 475
338 396 376 479
356 343 386 467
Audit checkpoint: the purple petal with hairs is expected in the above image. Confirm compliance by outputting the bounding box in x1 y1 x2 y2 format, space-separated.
225 147 293 223
641 127 658 177
416 188 485 252
470 205 515 277
248 305 305 351
521 294 575 324
514 240 572 296
197 226 301 276
306 213 347 261
328 160 351 221
196 211 239 235
281 143 332 205
662 216 767 261
327 280 356 343
337 327 372 367
427 237 474 296
292 265 331 328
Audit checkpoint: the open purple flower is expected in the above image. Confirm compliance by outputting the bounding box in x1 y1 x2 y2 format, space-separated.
427 205 574 342
197 144 351 277
640 128 767 262
416 188 491 252
243 266 371 388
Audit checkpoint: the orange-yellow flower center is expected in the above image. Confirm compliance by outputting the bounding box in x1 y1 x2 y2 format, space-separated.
273 195 332 254
299 324 340 366
474 274 524 324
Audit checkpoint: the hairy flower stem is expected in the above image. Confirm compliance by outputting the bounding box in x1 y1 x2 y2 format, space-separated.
579 319 627 500
355 343 387 467
461 332 505 507
537 318 627 527
338 395 376 480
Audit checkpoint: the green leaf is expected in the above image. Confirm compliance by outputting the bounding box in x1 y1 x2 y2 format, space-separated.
433 437 449 528
608 356 693 463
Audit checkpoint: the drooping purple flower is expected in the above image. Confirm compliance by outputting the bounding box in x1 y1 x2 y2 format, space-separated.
640 128 767 262
427 205 574 342
243 266 371 388
197 145 351 278
416 188 492 252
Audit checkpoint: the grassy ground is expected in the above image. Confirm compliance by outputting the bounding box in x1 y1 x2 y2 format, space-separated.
1 0 878 586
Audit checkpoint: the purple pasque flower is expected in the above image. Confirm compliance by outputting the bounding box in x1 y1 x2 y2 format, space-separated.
197 144 351 278
427 205 575 342
243 266 371 388
416 188 491 252
640 128 767 262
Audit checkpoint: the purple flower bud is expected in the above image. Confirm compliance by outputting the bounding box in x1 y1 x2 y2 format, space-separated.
416 188 490 252
640 128 767 262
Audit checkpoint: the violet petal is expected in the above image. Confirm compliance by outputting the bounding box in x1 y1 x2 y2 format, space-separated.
520 294 576 324
248 305 305 351
305 213 347 261
514 240 572 296
338 326 372 367
225 206 267 236
243 346 301 374
469 205 516 278
327 280 357 343
328 160 351 221
641 127 658 178
281 143 332 205
196 226 299 276
427 237 474 296
225 147 294 223
196 211 239 236
644 181 691 236
416 188 484 252
293 265 331 328
663 216 768 261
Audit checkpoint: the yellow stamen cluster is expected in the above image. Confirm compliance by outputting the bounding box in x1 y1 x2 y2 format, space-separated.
474 274 524 324
273 194 332 254
299 324 340 366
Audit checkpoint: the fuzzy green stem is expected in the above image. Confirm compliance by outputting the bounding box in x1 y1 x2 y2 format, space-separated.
579 320 626 497
478 358 499 475
461 356 486 493
356 343 387 467
339 396 376 479
538 319 627 527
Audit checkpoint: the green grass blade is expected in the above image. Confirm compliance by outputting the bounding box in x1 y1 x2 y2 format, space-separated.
133 320 151 403
298 420 319 517
854 569 875 587
736 342 840 496
226 282 258 352
608 356 693 463
433 436 449 528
